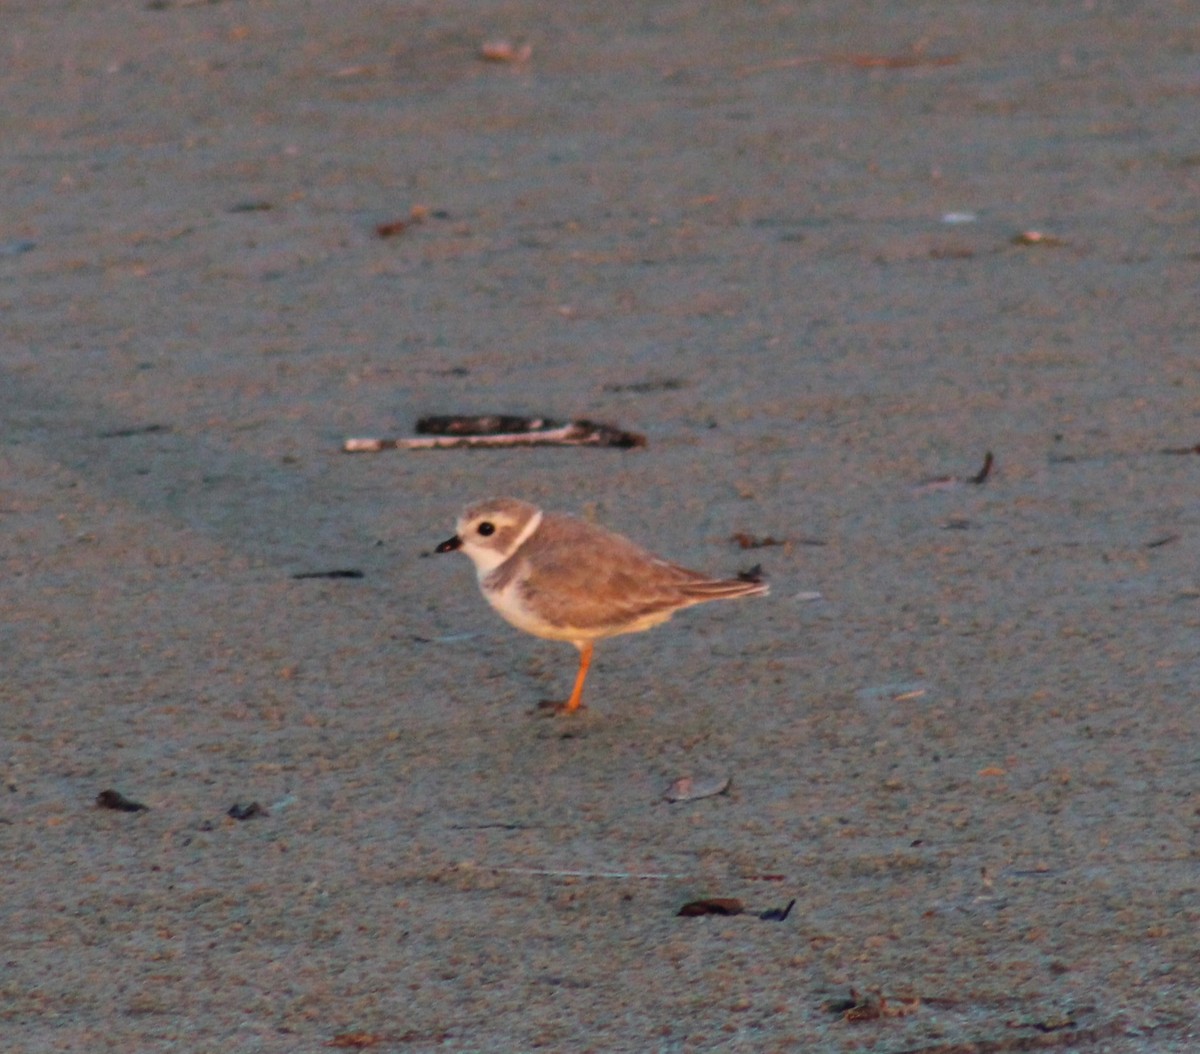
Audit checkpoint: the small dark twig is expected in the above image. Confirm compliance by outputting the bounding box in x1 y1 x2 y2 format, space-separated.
759 898 796 922
914 451 995 493
602 378 685 394
968 450 994 484
736 563 765 583
96 789 149 813
227 802 268 821
99 424 170 439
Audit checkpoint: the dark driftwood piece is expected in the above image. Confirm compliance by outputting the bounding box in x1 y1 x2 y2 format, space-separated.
343 417 646 452
416 414 563 435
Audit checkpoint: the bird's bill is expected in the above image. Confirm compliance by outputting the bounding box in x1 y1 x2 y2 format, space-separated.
435 535 463 553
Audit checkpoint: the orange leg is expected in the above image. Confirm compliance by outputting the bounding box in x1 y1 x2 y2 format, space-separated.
561 640 594 713
536 641 594 714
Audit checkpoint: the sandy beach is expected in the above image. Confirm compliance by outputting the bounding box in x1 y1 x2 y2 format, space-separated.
2 2 1198 1050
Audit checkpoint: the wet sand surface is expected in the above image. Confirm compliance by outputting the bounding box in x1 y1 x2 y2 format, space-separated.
2 2 1198 1050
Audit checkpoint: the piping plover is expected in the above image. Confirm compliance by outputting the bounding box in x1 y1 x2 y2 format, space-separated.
435 497 769 712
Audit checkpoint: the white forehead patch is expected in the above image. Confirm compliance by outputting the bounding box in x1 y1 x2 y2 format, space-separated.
462 509 543 577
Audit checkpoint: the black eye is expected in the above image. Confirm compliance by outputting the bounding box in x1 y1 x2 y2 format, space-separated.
477 522 496 537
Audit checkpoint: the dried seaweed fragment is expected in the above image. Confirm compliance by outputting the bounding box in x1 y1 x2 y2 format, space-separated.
344 417 646 451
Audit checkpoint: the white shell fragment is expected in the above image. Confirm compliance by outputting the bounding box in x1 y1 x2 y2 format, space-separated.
664 775 732 803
